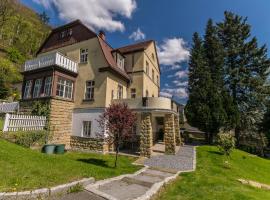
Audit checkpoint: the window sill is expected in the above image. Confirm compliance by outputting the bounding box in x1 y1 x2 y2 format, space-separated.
83 99 94 102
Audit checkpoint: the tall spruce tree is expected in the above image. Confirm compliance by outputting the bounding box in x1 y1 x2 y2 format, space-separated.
203 19 227 141
185 33 213 142
217 11 270 145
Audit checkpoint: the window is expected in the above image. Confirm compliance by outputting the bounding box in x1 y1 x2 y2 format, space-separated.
117 85 123 99
131 88 136 98
157 75 159 85
85 80 95 100
146 90 149 97
56 77 73 99
151 53 155 61
111 90 114 100
117 55 125 70
24 80 32 99
59 28 72 39
44 76 52 97
33 79 42 98
152 69 155 81
146 61 149 75
83 121 92 137
80 48 88 63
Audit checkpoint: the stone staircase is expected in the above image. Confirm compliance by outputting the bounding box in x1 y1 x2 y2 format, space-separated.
85 168 175 200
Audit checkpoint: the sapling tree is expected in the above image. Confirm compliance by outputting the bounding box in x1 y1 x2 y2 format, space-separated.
97 103 137 167
217 132 235 156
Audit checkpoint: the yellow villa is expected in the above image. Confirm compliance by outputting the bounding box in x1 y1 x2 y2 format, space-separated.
20 20 183 157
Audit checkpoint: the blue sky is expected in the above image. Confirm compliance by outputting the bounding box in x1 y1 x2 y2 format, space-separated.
21 0 270 104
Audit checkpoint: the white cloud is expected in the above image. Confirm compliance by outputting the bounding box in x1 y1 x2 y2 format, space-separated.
173 80 188 87
157 38 190 71
32 0 137 32
159 91 173 98
129 28 145 41
160 88 188 99
167 69 188 79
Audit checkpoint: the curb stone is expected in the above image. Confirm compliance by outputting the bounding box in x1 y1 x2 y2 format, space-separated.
0 178 94 200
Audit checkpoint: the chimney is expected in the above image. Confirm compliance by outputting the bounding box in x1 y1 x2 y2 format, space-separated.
99 30 106 41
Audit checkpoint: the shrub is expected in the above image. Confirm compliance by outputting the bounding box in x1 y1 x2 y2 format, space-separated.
1 130 47 148
217 132 235 156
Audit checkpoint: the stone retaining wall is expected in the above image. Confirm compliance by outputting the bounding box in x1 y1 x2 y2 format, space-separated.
70 136 104 152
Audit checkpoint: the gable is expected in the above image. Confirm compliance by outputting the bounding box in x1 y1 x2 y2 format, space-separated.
37 20 96 55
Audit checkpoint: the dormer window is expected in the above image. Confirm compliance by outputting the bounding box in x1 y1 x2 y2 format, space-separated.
116 54 125 70
59 28 72 39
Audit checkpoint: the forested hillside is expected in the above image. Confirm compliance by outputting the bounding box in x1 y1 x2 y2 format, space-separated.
0 0 51 100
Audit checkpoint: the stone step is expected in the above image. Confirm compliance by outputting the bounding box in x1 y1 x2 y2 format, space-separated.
122 176 154 188
141 169 175 178
98 179 149 200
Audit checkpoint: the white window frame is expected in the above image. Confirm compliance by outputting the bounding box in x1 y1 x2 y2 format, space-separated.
56 77 73 99
44 76 52 97
24 80 32 99
117 85 123 99
82 121 92 137
131 88 136 98
33 79 42 98
85 80 95 100
80 48 88 63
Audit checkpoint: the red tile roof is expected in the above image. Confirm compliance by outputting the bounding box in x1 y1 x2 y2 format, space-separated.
97 37 130 81
115 40 154 54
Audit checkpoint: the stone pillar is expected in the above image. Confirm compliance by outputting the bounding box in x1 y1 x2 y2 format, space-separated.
164 114 176 154
140 113 153 157
49 98 74 148
174 115 181 146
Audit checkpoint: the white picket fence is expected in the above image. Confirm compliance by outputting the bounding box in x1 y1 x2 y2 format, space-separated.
3 114 47 132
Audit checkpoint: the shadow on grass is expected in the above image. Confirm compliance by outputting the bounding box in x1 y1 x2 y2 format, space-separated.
207 150 223 155
77 158 113 168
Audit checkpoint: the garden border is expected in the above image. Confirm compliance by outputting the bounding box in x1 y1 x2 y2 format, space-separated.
0 178 94 200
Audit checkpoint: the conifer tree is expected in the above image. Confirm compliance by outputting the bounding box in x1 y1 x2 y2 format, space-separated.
217 11 270 144
185 33 213 141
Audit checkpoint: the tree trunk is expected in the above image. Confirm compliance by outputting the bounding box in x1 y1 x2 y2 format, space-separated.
114 144 119 168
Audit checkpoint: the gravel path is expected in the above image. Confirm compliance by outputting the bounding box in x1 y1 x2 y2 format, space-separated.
144 145 195 171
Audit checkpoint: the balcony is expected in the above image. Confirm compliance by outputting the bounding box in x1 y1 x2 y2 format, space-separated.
112 97 179 113
24 52 78 73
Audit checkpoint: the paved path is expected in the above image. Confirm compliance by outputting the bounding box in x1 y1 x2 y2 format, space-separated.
144 145 195 172
79 145 196 200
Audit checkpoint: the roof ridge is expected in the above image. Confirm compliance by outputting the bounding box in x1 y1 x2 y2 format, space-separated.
115 39 154 50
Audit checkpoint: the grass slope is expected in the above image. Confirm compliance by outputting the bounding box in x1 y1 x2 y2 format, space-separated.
157 146 270 200
0 139 140 192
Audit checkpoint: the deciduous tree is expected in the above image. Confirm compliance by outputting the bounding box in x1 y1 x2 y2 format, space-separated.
98 103 137 167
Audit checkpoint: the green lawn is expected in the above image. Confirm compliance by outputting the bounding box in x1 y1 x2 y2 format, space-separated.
157 146 270 200
0 139 140 192
0 118 3 131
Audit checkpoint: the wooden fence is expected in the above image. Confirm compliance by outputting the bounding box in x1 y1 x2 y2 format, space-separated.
3 114 47 132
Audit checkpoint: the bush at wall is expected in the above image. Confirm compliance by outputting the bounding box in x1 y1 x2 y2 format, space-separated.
1 130 47 148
